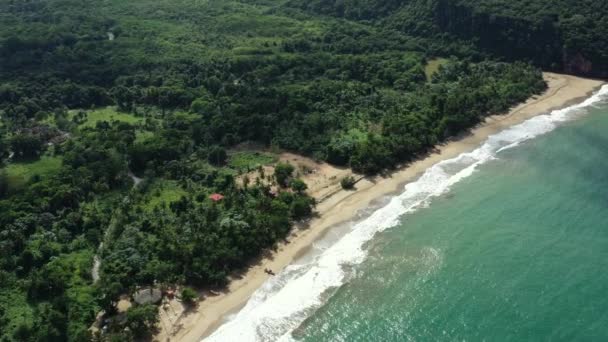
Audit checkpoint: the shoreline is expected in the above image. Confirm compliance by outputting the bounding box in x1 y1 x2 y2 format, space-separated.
156 73 605 342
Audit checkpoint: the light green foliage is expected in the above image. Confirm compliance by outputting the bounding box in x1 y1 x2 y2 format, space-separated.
3 156 62 190
135 130 155 143
425 58 449 81
70 107 144 128
228 151 277 171
142 181 188 211
0 277 35 340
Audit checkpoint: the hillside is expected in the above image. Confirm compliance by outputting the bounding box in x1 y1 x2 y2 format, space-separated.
292 0 608 78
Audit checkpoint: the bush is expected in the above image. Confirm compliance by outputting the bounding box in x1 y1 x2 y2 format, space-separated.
290 196 314 219
181 287 198 304
274 162 294 187
340 176 356 190
207 146 227 166
290 178 307 193
124 304 158 338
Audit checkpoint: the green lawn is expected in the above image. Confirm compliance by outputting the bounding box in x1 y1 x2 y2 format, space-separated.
228 151 277 171
142 180 188 211
70 107 144 128
4 156 62 189
425 58 449 81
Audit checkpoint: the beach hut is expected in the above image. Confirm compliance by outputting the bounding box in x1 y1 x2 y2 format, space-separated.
209 193 224 202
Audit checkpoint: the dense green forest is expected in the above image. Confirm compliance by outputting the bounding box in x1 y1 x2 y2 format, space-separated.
0 0 583 340
293 0 608 77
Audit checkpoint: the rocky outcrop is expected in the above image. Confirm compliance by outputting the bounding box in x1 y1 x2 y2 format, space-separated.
564 52 593 76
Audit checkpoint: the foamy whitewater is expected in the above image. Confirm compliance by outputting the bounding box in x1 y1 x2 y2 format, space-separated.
204 85 608 342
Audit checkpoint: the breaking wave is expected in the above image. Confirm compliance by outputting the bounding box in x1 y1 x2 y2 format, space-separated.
205 85 608 342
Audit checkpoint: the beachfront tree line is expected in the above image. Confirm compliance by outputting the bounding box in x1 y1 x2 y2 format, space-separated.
0 0 548 340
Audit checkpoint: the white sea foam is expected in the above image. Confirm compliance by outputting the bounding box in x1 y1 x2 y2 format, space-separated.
204 85 608 342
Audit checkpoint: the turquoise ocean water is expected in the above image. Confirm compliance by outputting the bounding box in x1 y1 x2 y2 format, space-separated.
207 85 608 341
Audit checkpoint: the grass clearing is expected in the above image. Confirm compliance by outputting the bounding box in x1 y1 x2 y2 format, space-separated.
425 58 449 81
4 156 62 189
228 151 277 171
70 107 144 128
143 180 188 211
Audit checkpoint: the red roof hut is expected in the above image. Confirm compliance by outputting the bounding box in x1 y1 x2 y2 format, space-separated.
209 193 224 202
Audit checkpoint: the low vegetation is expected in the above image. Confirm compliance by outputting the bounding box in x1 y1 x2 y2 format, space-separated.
341 176 357 190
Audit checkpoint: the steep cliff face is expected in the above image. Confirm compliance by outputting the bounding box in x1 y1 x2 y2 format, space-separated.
434 0 607 78
435 0 562 69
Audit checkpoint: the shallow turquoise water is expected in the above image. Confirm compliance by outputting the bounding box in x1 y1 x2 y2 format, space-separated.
292 103 608 341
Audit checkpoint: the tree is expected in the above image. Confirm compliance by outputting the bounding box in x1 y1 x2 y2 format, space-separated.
340 176 356 190
0 135 8 160
0 170 8 198
207 146 227 166
13 320 32 341
290 196 314 219
290 178 307 194
124 304 159 338
33 303 67 342
180 287 198 305
190 96 213 115
10 133 43 159
274 162 294 187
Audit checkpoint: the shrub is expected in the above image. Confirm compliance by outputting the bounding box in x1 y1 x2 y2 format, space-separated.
340 176 356 190
124 304 158 338
274 162 294 187
290 178 307 193
181 287 198 304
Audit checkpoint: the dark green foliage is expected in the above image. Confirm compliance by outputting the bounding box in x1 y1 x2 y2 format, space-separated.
0 171 8 198
0 136 8 161
274 162 295 188
207 146 228 166
10 134 44 159
180 287 198 305
124 304 158 338
290 178 307 194
341 176 356 190
295 0 608 77
290 196 315 220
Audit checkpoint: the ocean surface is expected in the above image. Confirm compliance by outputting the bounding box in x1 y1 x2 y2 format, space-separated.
206 85 608 341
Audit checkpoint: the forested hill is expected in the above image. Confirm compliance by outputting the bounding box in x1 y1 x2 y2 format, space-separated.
292 0 608 78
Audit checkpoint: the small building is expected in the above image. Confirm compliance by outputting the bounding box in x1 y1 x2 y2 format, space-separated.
209 193 224 202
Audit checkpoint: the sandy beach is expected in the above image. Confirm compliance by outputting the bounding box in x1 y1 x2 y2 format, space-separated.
155 73 604 342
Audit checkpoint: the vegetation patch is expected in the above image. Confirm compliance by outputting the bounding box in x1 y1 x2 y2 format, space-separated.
3 155 62 190
142 180 188 211
228 151 277 172
425 58 449 81
71 107 144 128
